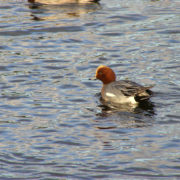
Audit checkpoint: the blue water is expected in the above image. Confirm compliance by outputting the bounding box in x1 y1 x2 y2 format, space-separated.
0 0 180 179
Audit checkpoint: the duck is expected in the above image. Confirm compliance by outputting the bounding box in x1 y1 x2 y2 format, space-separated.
28 0 100 5
95 65 154 105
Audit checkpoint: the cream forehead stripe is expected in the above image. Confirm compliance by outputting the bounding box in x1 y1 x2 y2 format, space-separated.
96 65 107 72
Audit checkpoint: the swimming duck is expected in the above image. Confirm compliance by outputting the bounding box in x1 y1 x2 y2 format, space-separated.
95 65 154 105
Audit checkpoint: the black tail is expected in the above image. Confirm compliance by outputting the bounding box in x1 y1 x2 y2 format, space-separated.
135 86 154 102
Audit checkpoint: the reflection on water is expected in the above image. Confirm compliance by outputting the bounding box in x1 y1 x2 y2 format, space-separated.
94 95 155 130
28 0 100 5
0 0 180 179
97 96 155 117
28 1 101 20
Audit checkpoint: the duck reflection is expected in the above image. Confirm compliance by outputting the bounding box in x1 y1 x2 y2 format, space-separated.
96 96 155 118
28 0 100 5
28 0 101 20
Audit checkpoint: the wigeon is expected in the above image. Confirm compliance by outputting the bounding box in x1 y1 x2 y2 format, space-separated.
95 65 154 105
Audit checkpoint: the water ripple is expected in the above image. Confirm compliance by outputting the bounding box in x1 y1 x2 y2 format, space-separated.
0 0 180 179
0 26 84 36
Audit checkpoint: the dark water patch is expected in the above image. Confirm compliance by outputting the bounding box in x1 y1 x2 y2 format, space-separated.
161 165 180 170
172 158 180 163
97 57 108 62
52 140 86 146
32 113 55 118
138 28 157 32
172 139 180 143
151 10 180 16
158 120 180 125
124 167 158 174
13 152 44 162
33 45 56 49
59 84 79 89
110 54 121 58
39 172 75 178
110 127 134 134
168 39 180 43
23 81 43 85
33 146 53 150
44 25 83 32
161 142 180 149
9 79 27 83
40 128 59 133
0 26 84 36
126 48 139 53
109 19 124 24
95 165 119 170
76 65 91 71
97 48 119 52
0 66 8 71
83 81 99 88
158 29 180 34
166 114 180 120
152 59 163 63
108 14 148 22
17 118 33 123
90 174 110 179
124 173 180 178
100 32 124 36
96 126 117 130
31 14 43 21
0 176 40 180
18 62 34 66
43 65 67 70
80 168 159 178
0 129 8 134
32 105 59 110
110 62 126 68
30 134 50 138
84 22 105 28
0 95 28 100
10 168 37 174
0 6 12 9
45 59 69 63
62 38 83 43
58 123 74 128
0 45 11 49
0 157 57 166
0 30 31 36
68 98 87 103
12 75 31 78
144 134 165 138
164 65 180 69
51 75 64 79
141 50 156 54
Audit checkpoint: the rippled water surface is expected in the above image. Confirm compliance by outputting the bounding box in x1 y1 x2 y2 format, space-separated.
0 0 180 179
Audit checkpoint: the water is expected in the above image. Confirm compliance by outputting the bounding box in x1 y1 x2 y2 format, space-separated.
0 0 180 179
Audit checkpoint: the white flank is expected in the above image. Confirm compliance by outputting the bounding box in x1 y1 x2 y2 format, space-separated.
128 96 137 104
106 92 116 97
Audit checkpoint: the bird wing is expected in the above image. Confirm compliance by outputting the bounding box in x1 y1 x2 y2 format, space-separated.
111 80 154 97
